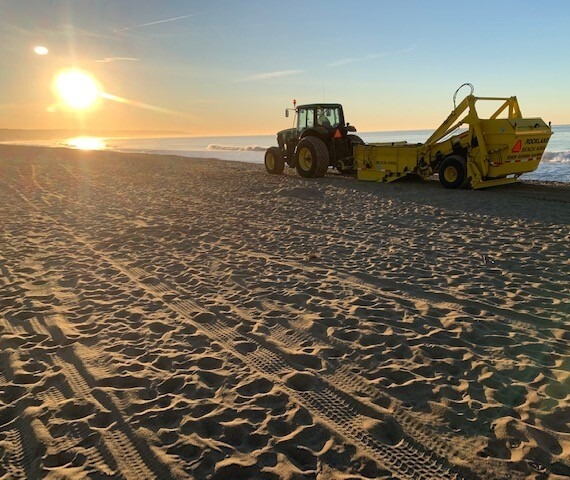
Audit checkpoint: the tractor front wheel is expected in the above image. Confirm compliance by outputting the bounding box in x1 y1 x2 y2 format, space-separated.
264 147 285 174
439 155 467 189
295 137 329 178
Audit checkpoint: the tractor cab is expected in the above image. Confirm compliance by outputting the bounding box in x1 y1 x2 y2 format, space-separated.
296 104 344 131
266 102 362 178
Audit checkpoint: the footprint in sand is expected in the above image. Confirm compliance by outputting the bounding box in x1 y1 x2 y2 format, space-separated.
236 378 273 397
284 371 316 392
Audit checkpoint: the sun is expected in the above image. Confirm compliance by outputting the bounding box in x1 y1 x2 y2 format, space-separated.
53 69 102 110
34 46 49 55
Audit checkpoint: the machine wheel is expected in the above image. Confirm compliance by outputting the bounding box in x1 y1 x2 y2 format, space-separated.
295 137 329 178
264 147 285 174
439 155 467 189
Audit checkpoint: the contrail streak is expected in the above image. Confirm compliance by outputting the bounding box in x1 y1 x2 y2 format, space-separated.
115 13 202 32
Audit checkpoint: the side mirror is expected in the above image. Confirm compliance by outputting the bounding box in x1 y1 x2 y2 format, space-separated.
347 125 356 132
285 110 289 118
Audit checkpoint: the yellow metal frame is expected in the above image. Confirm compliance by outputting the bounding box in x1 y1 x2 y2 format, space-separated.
421 95 521 160
356 93 552 189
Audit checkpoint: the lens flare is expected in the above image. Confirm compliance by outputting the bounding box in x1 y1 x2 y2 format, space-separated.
53 69 101 110
34 46 49 55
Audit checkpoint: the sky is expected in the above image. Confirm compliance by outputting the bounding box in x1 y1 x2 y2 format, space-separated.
1 0 570 135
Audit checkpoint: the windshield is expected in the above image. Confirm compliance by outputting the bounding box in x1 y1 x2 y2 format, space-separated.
316 107 341 128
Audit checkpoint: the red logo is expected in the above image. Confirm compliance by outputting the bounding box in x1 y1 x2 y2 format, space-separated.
334 129 342 139
512 140 522 153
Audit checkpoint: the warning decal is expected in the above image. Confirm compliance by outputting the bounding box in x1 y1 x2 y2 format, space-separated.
503 136 549 163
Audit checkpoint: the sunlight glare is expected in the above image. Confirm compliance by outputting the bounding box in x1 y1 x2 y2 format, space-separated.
34 46 49 55
66 137 106 150
54 69 101 110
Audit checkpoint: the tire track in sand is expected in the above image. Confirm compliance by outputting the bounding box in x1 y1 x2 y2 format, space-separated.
7 178 473 480
109 261 467 480
0 182 179 480
54 161 567 330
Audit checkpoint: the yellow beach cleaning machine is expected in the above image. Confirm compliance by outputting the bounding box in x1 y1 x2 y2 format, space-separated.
355 84 553 189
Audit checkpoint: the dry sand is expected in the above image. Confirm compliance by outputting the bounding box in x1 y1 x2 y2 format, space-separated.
0 144 569 480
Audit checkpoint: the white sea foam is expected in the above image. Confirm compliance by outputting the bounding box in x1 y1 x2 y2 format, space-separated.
207 144 266 152
542 151 570 163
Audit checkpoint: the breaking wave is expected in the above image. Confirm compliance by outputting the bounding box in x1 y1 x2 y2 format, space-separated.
542 151 570 163
208 144 266 152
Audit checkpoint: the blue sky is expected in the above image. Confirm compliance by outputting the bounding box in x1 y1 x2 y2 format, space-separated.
1 0 569 134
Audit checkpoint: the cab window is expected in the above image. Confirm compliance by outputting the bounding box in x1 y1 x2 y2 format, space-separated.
316 107 341 128
297 108 314 130
326 108 341 127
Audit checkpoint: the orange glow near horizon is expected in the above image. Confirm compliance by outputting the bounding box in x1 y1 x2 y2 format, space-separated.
53 69 101 110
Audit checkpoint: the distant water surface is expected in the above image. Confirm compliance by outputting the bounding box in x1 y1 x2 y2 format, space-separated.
5 126 570 183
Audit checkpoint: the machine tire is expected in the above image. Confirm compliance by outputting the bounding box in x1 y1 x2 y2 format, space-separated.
295 136 329 178
439 155 467 189
264 147 285 174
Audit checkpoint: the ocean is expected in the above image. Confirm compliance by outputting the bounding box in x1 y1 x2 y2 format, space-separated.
6 125 570 183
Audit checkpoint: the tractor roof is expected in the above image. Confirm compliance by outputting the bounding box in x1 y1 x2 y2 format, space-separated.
297 103 342 109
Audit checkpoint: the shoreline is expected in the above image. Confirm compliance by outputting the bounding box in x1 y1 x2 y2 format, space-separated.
1 144 569 479
2 141 570 186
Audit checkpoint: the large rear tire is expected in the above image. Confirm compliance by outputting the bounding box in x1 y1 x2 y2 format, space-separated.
439 155 467 189
265 147 285 174
295 137 329 178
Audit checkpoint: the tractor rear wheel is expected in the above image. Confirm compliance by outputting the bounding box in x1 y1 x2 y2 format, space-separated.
264 147 285 174
295 137 329 178
439 155 467 189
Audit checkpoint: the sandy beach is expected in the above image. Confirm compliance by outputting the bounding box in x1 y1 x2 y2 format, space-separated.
0 144 569 479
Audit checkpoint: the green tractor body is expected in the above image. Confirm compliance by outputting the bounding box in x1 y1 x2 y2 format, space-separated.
265 103 362 177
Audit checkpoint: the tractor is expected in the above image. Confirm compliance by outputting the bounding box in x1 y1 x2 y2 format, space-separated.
264 102 363 178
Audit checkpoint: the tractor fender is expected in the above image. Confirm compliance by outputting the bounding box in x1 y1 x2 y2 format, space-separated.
299 127 329 140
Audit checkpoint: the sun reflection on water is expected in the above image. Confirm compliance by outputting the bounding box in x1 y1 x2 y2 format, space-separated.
66 137 106 150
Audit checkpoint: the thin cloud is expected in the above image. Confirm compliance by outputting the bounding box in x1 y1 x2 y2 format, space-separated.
115 13 205 32
238 70 304 82
100 92 198 121
328 46 416 67
0 21 117 42
329 57 363 67
94 57 140 63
